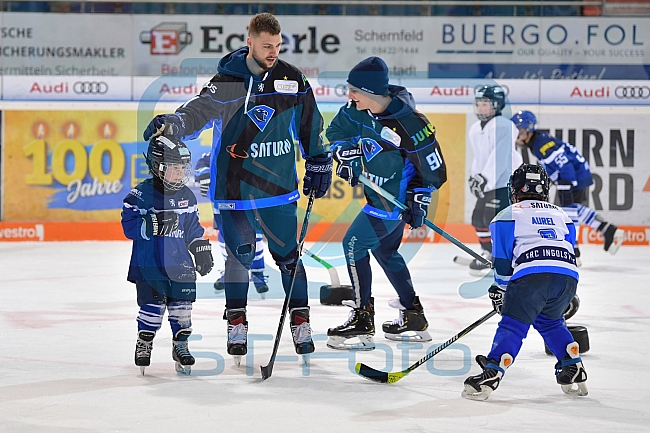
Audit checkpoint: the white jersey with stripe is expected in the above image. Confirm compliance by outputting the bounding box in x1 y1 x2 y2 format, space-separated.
490 199 578 289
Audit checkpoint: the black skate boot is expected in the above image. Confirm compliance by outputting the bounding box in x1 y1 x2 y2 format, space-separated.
461 353 513 401
290 307 315 365
225 308 248 367
172 329 195 376
469 251 492 277
382 296 431 342
214 271 225 293
135 330 155 376
327 298 375 351
251 271 269 298
555 342 588 396
599 222 624 255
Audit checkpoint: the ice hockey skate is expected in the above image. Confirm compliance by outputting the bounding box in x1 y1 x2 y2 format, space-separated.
601 223 625 255
251 271 269 298
469 251 492 277
225 308 248 366
327 299 375 351
382 296 431 342
214 271 225 293
555 342 588 396
135 330 155 376
172 329 195 376
461 354 513 401
290 307 315 366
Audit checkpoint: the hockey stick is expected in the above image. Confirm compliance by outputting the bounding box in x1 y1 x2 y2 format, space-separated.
358 175 491 266
260 189 317 380
356 309 497 384
303 248 341 288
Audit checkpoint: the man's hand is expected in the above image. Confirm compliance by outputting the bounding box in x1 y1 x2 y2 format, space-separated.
333 147 363 187
303 154 333 198
143 114 185 141
402 189 432 229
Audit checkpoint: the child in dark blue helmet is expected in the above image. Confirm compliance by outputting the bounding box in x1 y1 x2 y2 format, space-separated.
121 135 214 375
461 163 588 401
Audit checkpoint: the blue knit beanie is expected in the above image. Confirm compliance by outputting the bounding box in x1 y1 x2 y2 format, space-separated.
347 56 389 95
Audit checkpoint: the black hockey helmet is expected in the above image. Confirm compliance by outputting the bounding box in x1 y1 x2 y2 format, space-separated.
475 85 506 120
508 163 550 203
146 135 192 191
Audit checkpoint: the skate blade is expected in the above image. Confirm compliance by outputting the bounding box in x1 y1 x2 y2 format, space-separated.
140 366 146 376
453 256 473 266
608 230 625 255
301 354 310 367
384 330 432 343
232 355 242 367
561 382 588 396
326 335 375 351
175 362 191 376
461 384 492 401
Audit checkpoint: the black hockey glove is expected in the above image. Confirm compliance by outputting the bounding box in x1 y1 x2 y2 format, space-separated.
402 189 432 229
143 212 179 237
488 284 505 315
195 172 210 197
189 239 214 276
303 154 333 198
143 114 185 141
333 146 363 187
469 174 487 199
557 181 574 207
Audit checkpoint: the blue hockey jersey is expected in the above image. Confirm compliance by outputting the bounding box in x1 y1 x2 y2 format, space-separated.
122 179 205 283
491 200 578 290
528 131 593 191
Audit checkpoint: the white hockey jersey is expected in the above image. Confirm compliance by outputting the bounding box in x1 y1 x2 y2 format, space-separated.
490 199 578 290
469 116 522 192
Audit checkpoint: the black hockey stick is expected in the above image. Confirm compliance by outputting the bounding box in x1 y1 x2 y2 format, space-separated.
356 309 497 384
358 175 491 266
261 189 317 380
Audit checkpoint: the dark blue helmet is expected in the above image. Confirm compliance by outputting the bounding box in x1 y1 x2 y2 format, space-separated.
508 163 550 203
511 110 537 133
475 85 506 117
146 135 192 191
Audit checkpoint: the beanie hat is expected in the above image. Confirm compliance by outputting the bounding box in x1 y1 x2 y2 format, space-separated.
347 57 389 96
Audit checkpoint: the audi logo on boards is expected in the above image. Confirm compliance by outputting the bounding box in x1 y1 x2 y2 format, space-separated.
614 86 650 99
73 81 108 95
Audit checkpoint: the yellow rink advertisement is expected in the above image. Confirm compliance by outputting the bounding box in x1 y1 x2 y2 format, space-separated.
2 109 466 228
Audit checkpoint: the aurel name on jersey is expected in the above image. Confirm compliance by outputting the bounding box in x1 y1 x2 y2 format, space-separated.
250 139 292 158
532 217 554 225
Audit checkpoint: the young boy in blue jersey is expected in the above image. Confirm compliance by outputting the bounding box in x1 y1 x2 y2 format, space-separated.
511 110 624 261
325 56 447 350
122 136 214 375
462 163 588 400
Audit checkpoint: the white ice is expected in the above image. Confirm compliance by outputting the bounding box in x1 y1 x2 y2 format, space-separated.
0 241 648 432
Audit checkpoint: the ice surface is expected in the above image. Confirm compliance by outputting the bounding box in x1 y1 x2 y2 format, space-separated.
0 241 648 432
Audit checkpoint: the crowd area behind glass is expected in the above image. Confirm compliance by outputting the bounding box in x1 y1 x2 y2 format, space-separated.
0 1 596 17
